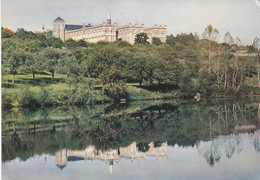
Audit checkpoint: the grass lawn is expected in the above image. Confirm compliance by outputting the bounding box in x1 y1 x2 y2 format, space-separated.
2 72 177 109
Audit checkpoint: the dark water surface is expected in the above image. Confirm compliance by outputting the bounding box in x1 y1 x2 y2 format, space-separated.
2 99 260 180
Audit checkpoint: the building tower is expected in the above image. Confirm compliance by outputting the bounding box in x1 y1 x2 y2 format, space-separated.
53 16 65 41
107 10 111 24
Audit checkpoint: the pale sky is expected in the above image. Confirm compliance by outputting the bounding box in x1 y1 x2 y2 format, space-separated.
1 0 260 45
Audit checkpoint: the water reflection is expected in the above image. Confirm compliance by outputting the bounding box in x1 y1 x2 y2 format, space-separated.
197 130 260 166
2 99 260 179
55 141 168 173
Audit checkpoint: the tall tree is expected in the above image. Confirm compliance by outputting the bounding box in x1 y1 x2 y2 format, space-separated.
223 32 234 89
19 53 41 81
253 37 260 88
41 47 62 80
201 25 220 73
135 33 149 44
3 49 26 84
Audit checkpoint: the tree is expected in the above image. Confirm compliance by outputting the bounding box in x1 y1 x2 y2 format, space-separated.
135 33 149 44
45 37 63 48
253 37 260 88
64 39 78 49
87 46 122 84
166 34 176 47
19 53 41 81
223 32 234 89
152 37 162 46
201 25 220 73
1 27 14 38
57 55 81 78
126 48 149 86
3 49 26 84
41 47 62 80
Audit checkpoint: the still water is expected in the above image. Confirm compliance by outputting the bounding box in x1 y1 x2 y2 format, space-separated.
2 99 260 180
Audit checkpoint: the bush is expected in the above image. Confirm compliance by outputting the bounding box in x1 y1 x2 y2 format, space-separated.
68 78 111 105
69 83 97 105
16 86 39 107
37 87 50 105
103 82 128 101
2 92 13 109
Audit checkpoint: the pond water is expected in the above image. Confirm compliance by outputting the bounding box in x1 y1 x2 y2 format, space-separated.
2 99 260 180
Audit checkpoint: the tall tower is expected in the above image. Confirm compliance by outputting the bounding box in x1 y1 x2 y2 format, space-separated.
53 16 65 41
107 10 111 24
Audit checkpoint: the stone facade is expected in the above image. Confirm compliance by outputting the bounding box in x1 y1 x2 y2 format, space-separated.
53 11 167 44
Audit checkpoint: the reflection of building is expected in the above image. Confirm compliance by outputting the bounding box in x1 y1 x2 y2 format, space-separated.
55 141 168 173
53 10 167 44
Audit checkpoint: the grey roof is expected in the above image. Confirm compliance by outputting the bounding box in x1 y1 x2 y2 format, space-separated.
53 16 65 23
65 24 92 31
237 46 249 50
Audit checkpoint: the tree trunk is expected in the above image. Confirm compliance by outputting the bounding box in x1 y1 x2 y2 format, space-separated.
258 102 260 128
224 68 227 89
139 79 143 87
12 74 15 84
52 72 55 81
208 49 211 74
257 53 260 88
217 50 220 85
33 73 35 81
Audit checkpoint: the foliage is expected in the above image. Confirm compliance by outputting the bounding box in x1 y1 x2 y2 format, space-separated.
1 27 14 38
135 33 149 44
2 90 13 109
2 25 260 108
152 37 162 46
103 81 128 100
68 77 110 105
15 86 39 107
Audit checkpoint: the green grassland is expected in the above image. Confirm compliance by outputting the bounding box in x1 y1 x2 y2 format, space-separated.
2 72 177 109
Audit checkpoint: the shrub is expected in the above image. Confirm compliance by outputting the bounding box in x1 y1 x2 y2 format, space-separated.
37 87 50 105
68 78 111 105
16 86 39 107
2 92 13 109
103 81 128 101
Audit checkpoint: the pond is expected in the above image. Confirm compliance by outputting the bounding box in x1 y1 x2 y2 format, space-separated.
2 99 260 180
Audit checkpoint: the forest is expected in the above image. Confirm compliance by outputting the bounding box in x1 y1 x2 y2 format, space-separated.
1 25 260 108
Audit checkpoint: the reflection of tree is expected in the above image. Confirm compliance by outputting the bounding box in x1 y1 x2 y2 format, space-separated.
2 100 260 162
253 131 260 153
225 139 236 159
254 139 260 153
197 131 260 166
197 140 221 167
137 142 150 152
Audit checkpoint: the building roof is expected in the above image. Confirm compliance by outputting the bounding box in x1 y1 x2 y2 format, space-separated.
53 16 65 23
65 24 92 31
237 46 249 51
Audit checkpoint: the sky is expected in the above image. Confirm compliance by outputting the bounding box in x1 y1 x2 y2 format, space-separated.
1 0 260 45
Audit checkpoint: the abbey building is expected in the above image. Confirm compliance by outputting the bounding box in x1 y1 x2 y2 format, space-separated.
53 11 167 44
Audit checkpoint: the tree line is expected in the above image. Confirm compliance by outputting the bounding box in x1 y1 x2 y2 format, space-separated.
2 25 260 98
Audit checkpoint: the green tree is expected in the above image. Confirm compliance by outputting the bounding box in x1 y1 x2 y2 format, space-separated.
64 39 78 49
2 49 26 84
135 33 149 44
41 47 62 80
57 55 81 78
166 34 176 47
45 37 63 48
19 53 41 81
152 37 162 46
87 45 123 84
